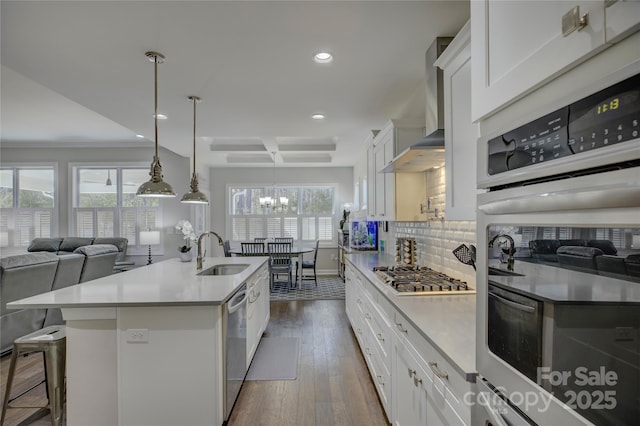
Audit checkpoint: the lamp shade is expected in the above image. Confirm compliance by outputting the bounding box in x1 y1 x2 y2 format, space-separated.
140 230 160 246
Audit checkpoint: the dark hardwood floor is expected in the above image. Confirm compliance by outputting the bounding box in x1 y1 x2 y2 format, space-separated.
1 300 389 426
229 300 390 426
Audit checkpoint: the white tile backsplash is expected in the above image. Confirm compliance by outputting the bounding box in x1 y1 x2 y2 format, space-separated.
386 167 477 286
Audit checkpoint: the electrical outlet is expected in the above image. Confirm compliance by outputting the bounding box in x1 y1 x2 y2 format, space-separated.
126 328 149 343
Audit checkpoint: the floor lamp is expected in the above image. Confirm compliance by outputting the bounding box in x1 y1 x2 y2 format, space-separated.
140 230 160 265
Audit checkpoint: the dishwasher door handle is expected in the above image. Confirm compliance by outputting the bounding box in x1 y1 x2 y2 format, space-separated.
228 290 248 314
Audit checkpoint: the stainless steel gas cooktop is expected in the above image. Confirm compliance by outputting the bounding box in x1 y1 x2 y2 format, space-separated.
373 265 475 296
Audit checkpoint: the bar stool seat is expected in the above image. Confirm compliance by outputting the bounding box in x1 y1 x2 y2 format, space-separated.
1 325 66 426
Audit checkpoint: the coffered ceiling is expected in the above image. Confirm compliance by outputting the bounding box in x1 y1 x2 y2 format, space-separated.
0 1 469 168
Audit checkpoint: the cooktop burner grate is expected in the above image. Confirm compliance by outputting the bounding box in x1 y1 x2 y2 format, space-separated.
372 265 475 295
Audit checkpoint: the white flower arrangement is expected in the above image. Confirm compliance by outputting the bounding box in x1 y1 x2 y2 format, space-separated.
175 220 197 252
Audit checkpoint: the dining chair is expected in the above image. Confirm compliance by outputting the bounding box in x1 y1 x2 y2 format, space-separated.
267 242 293 291
274 237 294 243
253 237 267 243
297 239 319 286
241 242 266 256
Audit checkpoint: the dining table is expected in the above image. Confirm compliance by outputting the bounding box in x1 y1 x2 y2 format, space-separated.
228 244 315 289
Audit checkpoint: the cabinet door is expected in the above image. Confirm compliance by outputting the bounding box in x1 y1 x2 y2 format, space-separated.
367 145 376 219
605 0 640 43
442 29 478 221
471 0 605 121
374 143 386 218
383 138 396 221
393 342 426 426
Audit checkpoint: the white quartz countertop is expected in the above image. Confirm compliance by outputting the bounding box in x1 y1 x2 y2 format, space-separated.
346 253 476 381
7 256 268 309
487 259 640 303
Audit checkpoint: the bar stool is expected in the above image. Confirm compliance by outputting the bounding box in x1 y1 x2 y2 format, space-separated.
1 325 66 426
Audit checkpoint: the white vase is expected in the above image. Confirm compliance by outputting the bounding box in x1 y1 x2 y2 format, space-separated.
178 251 193 262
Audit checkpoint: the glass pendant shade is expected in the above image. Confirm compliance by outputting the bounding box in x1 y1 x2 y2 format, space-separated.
181 96 208 204
136 51 176 198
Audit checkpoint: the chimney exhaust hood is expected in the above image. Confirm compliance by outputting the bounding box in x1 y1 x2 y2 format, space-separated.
382 37 452 173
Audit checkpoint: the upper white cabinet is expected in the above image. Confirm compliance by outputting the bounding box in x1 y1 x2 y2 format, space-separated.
372 120 426 221
471 1 607 121
435 22 478 221
605 0 640 43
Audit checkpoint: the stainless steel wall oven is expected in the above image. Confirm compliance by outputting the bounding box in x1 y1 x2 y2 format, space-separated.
476 66 640 426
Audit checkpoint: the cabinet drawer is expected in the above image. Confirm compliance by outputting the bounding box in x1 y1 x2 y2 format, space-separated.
394 311 471 424
363 338 392 419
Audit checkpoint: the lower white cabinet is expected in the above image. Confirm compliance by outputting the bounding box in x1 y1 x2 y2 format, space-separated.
247 264 269 365
346 260 472 425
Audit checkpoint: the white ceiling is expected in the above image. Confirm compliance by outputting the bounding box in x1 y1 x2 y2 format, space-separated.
0 0 469 168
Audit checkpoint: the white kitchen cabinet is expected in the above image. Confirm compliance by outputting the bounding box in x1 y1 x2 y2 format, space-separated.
471 0 607 121
367 143 376 220
346 259 472 425
247 264 269 365
372 120 426 221
435 22 478 221
605 0 640 44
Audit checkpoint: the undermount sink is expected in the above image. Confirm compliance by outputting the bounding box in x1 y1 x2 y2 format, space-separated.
488 267 524 277
197 264 250 276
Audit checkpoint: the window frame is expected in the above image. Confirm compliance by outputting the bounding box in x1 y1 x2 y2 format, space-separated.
0 163 59 248
226 183 338 246
69 162 163 255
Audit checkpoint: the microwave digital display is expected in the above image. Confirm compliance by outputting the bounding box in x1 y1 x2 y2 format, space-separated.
487 73 640 176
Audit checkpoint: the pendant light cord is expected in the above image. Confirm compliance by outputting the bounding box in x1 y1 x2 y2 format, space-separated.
154 56 159 159
193 98 197 172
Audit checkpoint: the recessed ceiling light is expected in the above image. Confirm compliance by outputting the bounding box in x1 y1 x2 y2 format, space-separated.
314 52 333 64
136 134 145 139
154 113 168 120
311 114 326 120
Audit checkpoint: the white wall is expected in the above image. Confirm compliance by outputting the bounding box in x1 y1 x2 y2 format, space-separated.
207 166 354 273
0 145 193 263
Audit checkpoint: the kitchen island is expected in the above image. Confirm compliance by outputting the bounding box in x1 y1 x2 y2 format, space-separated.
7 256 270 426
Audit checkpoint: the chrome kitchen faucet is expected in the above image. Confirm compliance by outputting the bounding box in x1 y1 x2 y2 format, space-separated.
196 231 225 270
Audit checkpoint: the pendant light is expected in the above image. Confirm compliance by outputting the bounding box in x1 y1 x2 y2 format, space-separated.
260 152 288 211
136 51 176 198
180 96 209 204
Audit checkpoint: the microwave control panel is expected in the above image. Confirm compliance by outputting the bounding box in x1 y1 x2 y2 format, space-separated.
487 73 640 176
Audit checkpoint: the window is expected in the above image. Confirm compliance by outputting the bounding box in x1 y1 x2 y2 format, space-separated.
72 166 161 252
0 166 57 247
228 185 336 244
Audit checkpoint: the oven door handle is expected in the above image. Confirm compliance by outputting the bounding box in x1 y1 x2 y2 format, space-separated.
484 398 509 426
489 292 536 313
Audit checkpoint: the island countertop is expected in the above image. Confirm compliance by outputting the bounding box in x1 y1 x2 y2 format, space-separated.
7 256 268 309
346 253 476 381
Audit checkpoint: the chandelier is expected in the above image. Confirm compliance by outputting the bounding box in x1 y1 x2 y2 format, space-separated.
260 152 288 212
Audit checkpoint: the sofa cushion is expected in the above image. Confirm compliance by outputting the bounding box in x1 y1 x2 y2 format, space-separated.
557 246 603 257
93 237 128 262
27 238 63 253
59 237 94 253
587 240 617 255
0 252 59 271
74 244 119 256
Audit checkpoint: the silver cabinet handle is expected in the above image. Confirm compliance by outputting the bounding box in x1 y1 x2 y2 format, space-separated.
377 375 385 386
376 333 384 342
428 361 449 380
562 5 589 37
408 368 416 377
414 376 422 387
396 323 408 333
365 313 371 320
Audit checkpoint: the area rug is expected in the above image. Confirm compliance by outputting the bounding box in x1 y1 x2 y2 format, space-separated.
270 275 345 301
246 337 299 381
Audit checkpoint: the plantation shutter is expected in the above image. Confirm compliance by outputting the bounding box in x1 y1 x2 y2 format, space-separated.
318 216 333 241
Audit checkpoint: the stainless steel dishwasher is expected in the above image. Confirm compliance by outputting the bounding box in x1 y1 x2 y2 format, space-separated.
222 283 248 421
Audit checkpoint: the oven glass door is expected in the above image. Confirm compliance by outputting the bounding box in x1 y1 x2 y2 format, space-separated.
484 222 640 426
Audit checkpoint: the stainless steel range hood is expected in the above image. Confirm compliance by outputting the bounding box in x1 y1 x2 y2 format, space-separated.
382 37 452 173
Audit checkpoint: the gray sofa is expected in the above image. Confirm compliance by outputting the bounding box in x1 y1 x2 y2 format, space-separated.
1 243 119 355
28 237 133 272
